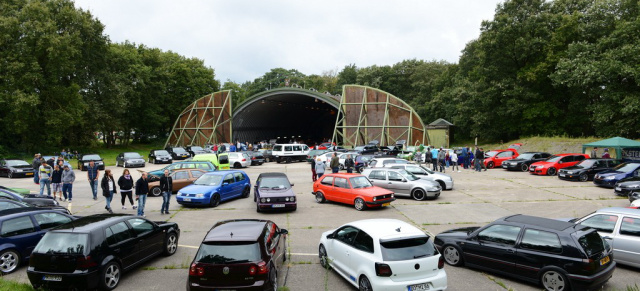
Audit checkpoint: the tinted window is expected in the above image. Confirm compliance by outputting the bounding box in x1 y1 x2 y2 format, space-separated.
335 226 358 245
0 201 24 211
320 176 333 186
223 174 234 184
34 233 88 255
520 229 562 253
293 146 301 151
174 171 189 180
380 236 435 261
34 212 72 230
619 217 640 237
580 214 617 233
106 222 133 245
234 172 245 182
561 156 574 163
353 231 374 253
284 146 293 151
273 145 282 151
477 224 521 245
368 170 385 180
195 242 261 264
575 155 586 162
578 231 605 257
1 216 36 237
388 171 403 181
192 170 204 178
128 218 154 236
334 178 349 189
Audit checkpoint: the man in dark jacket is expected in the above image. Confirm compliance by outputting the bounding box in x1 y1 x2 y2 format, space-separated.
330 153 340 173
136 172 150 217
160 170 173 214
344 154 355 173
32 154 41 184
311 155 317 182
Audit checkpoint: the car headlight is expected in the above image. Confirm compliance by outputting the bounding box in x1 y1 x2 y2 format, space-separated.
566 171 573 175
604 176 616 180
290 196 295 202
177 191 182 196
16 169 22 172
195 193 204 198
260 198 266 203
266 198 270 202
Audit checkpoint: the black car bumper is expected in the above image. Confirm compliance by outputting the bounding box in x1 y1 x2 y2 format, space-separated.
257 201 296 211
557 172 582 181
27 269 100 290
593 177 617 188
568 261 616 290
9 171 35 177
501 163 522 171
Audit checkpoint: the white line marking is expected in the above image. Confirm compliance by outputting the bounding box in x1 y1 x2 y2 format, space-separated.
178 244 199 249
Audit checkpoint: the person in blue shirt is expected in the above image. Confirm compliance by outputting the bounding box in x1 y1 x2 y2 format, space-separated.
431 147 439 171
461 147 468 169
229 144 236 152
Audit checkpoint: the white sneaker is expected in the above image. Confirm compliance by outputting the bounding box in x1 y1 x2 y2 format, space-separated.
122 206 126 210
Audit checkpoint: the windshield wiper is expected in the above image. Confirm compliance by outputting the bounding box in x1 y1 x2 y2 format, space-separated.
413 254 428 259
225 259 250 264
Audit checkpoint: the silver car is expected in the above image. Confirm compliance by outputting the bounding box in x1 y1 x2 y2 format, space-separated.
228 152 251 168
389 164 454 190
571 207 640 268
361 168 441 200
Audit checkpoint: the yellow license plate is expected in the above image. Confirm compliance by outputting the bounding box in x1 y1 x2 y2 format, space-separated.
600 256 610 265
382 203 390 206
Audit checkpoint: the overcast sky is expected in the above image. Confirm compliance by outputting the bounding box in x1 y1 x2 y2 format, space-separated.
73 0 503 84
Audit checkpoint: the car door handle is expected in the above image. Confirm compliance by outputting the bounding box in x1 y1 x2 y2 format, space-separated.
388 182 392 184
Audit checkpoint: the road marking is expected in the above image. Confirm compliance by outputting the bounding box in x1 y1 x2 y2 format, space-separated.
178 244 199 249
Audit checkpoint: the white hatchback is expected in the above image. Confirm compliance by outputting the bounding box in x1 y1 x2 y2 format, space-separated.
319 219 447 291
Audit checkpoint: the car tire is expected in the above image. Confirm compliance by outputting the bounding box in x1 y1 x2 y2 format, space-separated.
488 161 494 168
271 269 278 291
164 232 178 256
256 203 261 213
521 163 529 172
0 249 20 274
286 157 292 163
100 261 121 291
354 198 366 211
358 276 372 291
579 173 589 182
242 187 250 198
339 164 344 170
7 171 13 179
209 194 220 208
357 167 364 173
547 167 557 176
315 192 325 203
443 245 464 266
150 187 162 197
234 162 241 169
541 269 570 291
411 189 426 201
319 244 331 270
437 180 446 190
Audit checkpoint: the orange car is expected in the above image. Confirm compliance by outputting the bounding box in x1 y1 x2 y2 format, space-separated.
312 173 395 211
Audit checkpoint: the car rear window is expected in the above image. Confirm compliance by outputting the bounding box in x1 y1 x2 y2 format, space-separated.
195 242 261 264
380 236 436 261
577 231 605 257
34 233 88 255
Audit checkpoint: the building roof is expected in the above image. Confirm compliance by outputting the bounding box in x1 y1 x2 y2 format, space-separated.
428 118 454 126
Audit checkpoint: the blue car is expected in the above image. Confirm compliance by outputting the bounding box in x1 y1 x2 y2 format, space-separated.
0 208 75 274
176 170 251 207
593 162 640 188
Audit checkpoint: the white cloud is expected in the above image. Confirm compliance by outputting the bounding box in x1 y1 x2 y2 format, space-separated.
74 0 503 83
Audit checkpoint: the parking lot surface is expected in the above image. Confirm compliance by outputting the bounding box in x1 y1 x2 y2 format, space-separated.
2 161 638 290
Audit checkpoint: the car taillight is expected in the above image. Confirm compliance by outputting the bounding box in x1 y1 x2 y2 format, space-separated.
375 262 392 277
76 255 97 269
438 255 445 269
252 157 255 160
190 263 205 276
581 258 595 272
249 261 269 275
242 158 247 161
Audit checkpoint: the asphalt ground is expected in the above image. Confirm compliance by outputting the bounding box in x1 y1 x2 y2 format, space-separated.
2 160 639 290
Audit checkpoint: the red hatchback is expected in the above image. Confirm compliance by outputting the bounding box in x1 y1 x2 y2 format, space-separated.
483 149 519 169
312 173 395 211
529 153 589 176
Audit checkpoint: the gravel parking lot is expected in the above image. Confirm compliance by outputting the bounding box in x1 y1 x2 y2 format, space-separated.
2 161 638 290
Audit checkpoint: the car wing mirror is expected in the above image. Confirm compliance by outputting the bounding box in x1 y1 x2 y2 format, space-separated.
326 233 334 239
290 183 294 187
402 178 407 182
280 229 288 235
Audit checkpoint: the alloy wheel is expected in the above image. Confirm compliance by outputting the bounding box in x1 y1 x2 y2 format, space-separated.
0 250 19 274
541 270 567 291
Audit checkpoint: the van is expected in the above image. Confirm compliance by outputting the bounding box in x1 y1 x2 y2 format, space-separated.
191 153 231 170
272 144 311 163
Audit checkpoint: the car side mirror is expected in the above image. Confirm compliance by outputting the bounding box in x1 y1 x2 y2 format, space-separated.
558 161 563 164
290 183 294 187
402 179 407 182
326 233 334 239
280 229 288 235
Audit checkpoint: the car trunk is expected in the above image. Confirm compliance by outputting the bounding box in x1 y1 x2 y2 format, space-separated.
574 230 613 274
193 262 266 287
191 241 265 287
379 236 441 282
386 255 441 282
30 232 90 273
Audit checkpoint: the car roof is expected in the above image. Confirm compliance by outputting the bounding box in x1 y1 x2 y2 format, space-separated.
595 207 640 216
52 213 131 232
205 219 268 242
257 172 287 178
204 170 242 176
551 153 586 156
3 159 27 162
347 219 426 240
322 173 364 178
0 207 66 218
503 214 578 231
520 152 549 154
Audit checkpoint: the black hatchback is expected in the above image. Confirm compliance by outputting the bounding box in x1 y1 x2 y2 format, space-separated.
501 152 551 171
558 158 622 182
27 214 180 290
187 219 287 291
434 215 615 291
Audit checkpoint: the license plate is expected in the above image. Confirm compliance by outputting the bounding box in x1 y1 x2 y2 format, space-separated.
26 173 34 176
183 198 191 202
272 204 285 208
43 275 62 281
382 202 390 206
615 187 622 191
408 283 429 291
600 256 610 265
502 165 507 168
559 173 565 177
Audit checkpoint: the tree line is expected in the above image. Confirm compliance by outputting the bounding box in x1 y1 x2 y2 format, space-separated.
0 0 219 153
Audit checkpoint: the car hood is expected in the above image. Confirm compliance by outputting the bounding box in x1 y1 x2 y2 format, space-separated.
352 186 394 196
124 157 145 161
429 172 452 180
156 154 172 158
411 178 440 188
562 165 587 170
9 165 33 169
437 227 480 238
617 177 640 185
257 188 295 197
179 185 219 194
507 158 527 163
598 170 624 177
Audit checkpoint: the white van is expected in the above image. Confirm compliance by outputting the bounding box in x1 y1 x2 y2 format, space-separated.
272 144 311 163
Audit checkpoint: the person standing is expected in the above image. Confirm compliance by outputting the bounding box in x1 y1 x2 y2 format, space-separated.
61 165 75 202
345 154 355 173
136 172 149 217
32 154 41 184
212 144 218 153
160 170 173 215
461 147 468 169
87 160 100 200
118 169 136 210
229 143 236 152
474 147 482 172
101 169 117 213
451 151 460 172
602 148 610 158
431 147 438 171
38 160 52 196
315 158 326 178
591 147 598 159
51 165 63 200
219 143 226 153
330 153 340 173
311 155 317 182
437 148 446 173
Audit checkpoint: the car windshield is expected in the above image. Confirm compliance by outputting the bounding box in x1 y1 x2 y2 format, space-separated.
83 154 101 160
380 236 436 261
546 155 562 162
517 153 535 160
259 177 291 189
398 169 419 181
6 160 29 167
350 176 373 188
614 163 640 172
485 151 498 157
173 148 188 154
155 150 170 155
195 242 261 264
124 153 142 158
354 146 365 151
576 159 596 168
191 146 204 151
577 231 605 257
34 233 88 255
194 175 223 186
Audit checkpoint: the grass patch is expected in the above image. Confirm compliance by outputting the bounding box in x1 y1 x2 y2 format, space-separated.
142 266 158 270
437 202 452 204
422 222 441 226
291 261 313 265
0 278 36 291
303 226 313 229
277 287 291 291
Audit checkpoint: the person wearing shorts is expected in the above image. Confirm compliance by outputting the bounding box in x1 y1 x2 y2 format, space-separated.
51 165 63 200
